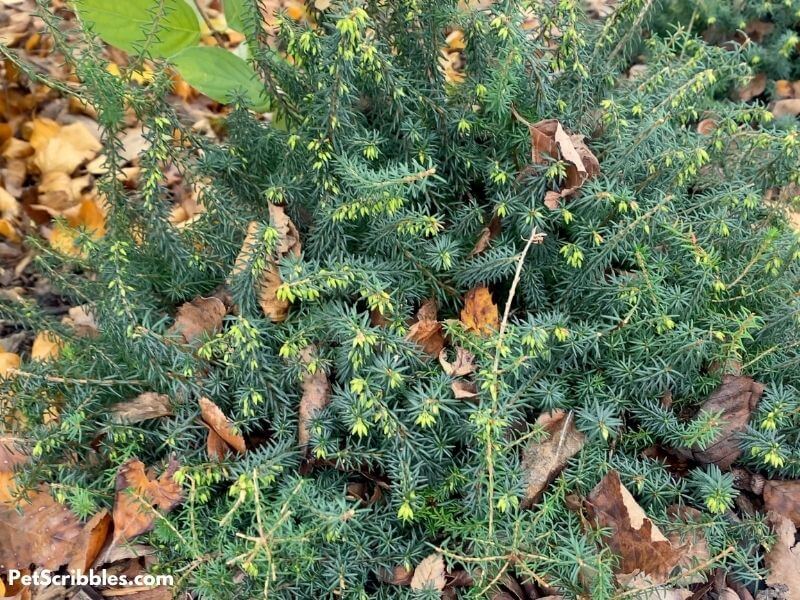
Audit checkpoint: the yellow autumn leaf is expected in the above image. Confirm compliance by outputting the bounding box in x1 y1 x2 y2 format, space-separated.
0 352 21 378
31 332 62 361
28 118 101 175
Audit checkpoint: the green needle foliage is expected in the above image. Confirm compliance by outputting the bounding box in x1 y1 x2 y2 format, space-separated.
1 0 799 598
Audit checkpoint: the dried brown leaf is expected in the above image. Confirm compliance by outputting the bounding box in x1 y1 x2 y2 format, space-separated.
298 345 330 446
665 506 710 584
771 98 800 118
521 411 586 506
764 512 800 600
690 375 764 468
199 396 246 457
61 304 99 337
451 379 478 399
529 119 599 208
406 320 445 356
438 346 476 377
736 73 767 102
111 458 183 545
168 296 226 344
268 203 301 257
763 480 800 527
410 553 446 591
586 470 682 584
376 565 414 586
110 393 173 424
0 489 109 572
460 286 499 336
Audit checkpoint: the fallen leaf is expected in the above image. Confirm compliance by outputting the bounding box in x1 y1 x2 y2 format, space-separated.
199 396 246 458
689 375 764 468
268 203 301 257
406 300 445 356
771 99 800 118
377 565 414 586
460 286 499 336
61 305 99 337
764 512 800 600
528 119 599 209
438 346 476 377
28 118 101 175
774 80 796 99
111 458 183 545
36 171 85 213
298 345 330 447
736 73 767 102
763 480 800 527
232 215 300 323
0 187 19 219
0 489 109 571
586 470 682 584
0 437 26 502
410 553 446 591
665 506 710 584
451 379 478 399
31 331 61 361
696 119 717 135
0 352 20 378
110 393 173 424
521 411 586 506
168 296 226 344
46 196 108 257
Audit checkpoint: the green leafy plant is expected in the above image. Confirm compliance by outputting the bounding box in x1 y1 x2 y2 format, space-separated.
1 0 799 598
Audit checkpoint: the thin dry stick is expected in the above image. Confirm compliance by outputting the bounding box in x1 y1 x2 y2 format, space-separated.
486 225 545 538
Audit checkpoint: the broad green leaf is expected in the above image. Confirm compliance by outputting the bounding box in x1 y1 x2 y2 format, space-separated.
74 0 201 58
223 0 248 34
171 46 270 111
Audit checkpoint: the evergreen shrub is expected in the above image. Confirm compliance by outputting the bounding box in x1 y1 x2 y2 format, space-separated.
2 0 800 598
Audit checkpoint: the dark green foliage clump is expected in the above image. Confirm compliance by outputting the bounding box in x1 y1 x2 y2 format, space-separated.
2 0 800 598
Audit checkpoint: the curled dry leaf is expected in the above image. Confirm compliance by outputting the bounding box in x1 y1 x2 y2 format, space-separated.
27 118 101 175
521 410 586 506
696 119 717 135
451 379 478 399
764 512 800 600
199 396 246 459
528 119 599 209
110 393 173 424
298 345 330 447
689 375 764 468
168 296 226 344
410 552 446 591
112 458 183 545
46 195 107 258
763 479 800 527
0 436 26 503
438 346 476 377
406 299 445 356
460 286 499 336
586 470 682 585
233 207 302 323
774 80 800 99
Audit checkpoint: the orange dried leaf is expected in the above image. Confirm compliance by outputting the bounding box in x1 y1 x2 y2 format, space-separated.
199 397 246 457
460 286 499 336
0 352 20 379
111 458 182 545
736 73 767 102
31 331 61 361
